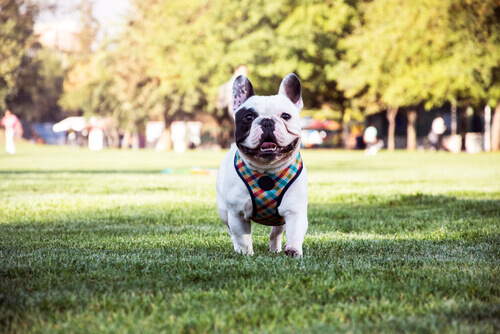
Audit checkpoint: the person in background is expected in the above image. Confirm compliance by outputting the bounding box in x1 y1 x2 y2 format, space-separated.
363 124 379 155
1 110 23 154
428 114 446 151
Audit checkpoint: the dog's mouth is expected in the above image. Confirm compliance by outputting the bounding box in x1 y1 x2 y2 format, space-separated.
259 142 278 153
239 138 299 159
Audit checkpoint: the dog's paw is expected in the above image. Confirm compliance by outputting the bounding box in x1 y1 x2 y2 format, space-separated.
284 244 302 258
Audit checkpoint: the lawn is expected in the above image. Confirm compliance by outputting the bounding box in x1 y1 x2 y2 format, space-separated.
1 144 499 333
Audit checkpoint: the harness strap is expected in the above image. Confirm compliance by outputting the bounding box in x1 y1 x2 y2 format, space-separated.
234 151 303 226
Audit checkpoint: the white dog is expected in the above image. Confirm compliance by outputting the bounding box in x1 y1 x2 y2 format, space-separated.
216 73 308 257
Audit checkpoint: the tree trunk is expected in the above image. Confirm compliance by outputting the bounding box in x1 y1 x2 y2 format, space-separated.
451 101 457 135
160 111 176 151
106 126 120 148
122 130 131 149
406 109 417 151
491 103 500 151
218 124 233 148
215 111 234 148
342 108 352 149
155 128 172 151
386 106 398 152
159 126 173 151
460 107 467 151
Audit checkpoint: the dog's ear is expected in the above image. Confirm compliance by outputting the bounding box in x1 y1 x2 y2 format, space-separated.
279 73 303 110
232 75 255 112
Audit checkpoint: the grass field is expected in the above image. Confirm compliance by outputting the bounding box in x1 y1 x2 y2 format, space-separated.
1 144 499 333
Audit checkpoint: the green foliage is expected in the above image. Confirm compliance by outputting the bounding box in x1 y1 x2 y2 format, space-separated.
61 0 358 128
59 51 116 117
77 0 99 56
0 145 499 332
55 0 498 143
7 49 65 121
3 0 499 136
60 36 165 131
110 27 164 127
427 0 500 108
0 0 37 109
335 0 500 113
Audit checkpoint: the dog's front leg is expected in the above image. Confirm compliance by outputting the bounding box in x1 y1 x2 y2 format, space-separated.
269 225 285 252
227 212 253 255
283 212 308 257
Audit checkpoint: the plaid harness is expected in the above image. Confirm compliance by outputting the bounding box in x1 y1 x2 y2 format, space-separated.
234 151 303 226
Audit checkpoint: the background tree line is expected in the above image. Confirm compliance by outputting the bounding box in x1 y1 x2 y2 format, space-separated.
2 0 499 150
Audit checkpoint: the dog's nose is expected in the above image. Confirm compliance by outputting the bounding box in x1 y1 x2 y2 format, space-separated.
260 118 275 129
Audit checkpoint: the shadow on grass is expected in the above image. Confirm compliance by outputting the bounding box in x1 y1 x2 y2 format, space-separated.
1 194 499 330
0 170 177 175
1 193 498 237
309 194 500 237
1 231 498 332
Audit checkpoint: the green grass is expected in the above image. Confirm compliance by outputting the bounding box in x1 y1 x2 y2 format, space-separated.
1 144 499 333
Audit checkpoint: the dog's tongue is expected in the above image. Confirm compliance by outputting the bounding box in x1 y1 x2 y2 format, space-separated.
260 142 277 150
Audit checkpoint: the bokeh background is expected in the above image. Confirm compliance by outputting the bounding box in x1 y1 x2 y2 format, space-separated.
1 0 499 152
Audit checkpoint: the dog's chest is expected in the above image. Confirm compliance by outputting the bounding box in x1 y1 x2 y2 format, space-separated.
233 151 303 226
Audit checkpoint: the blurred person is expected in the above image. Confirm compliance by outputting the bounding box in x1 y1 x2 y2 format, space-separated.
88 117 104 151
1 110 23 154
363 124 380 155
428 114 446 151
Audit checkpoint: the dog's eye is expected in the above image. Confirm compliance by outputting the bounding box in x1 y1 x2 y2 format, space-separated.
281 113 291 121
245 114 255 122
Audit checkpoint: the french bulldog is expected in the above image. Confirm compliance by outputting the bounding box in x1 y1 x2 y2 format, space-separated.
216 73 308 257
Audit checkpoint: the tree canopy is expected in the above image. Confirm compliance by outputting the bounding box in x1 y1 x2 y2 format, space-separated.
61 0 359 127
333 0 499 150
0 0 37 109
3 0 500 149
8 49 65 121
335 0 500 112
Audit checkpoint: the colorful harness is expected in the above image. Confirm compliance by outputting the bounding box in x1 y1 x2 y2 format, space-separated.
234 151 303 226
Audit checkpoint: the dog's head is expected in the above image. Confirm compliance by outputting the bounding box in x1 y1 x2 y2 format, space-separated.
232 73 303 170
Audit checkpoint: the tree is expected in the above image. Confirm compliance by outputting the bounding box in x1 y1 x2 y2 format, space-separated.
108 28 164 147
59 49 119 118
60 29 164 148
0 0 37 109
60 0 157 148
7 49 65 121
127 0 358 147
77 0 99 56
335 0 500 151
335 0 436 151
